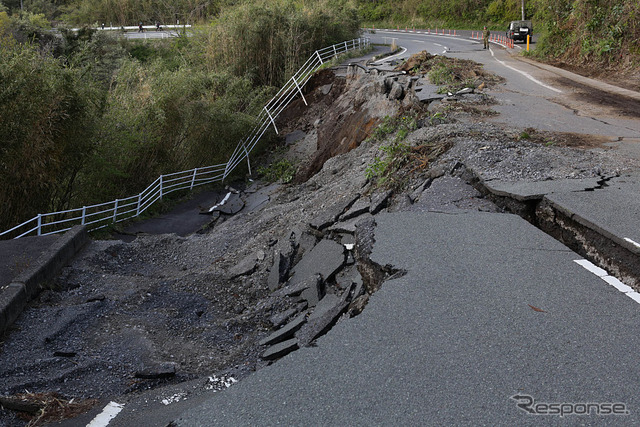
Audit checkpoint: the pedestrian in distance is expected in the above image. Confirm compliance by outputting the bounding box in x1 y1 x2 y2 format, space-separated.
483 26 490 49
138 22 144 33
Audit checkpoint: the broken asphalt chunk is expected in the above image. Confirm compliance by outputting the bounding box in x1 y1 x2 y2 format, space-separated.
295 293 350 347
259 313 308 347
370 190 392 214
309 195 360 231
275 274 322 298
340 196 370 221
261 338 299 361
268 237 297 291
329 213 374 234
269 303 307 328
289 239 345 288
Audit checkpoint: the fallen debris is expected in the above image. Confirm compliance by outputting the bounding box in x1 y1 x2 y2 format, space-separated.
0 392 97 426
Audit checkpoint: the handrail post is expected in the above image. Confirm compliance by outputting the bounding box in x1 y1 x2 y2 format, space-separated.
136 193 142 216
264 106 279 134
245 146 252 176
291 76 308 106
159 175 164 200
113 199 119 222
190 168 198 189
333 44 337 56
37 214 42 236
81 206 87 225
344 40 348 52
316 50 323 64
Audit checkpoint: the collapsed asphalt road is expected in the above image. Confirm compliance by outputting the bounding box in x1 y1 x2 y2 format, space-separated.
2 47 640 425
176 209 640 425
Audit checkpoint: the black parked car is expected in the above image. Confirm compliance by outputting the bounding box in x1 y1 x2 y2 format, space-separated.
506 20 532 43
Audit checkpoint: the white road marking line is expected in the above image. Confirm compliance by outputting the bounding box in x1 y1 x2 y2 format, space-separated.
624 237 640 249
411 39 424 43
209 192 231 212
489 47 562 93
433 43 442 47
372 46 408 64
573 259 608 277
374 30 475 44
87 402 124 427
574 259 639 304
602 275 634 293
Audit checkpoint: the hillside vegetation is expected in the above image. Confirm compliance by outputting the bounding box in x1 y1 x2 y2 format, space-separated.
0 0 360 232
0 0 638 233
357 0 639 77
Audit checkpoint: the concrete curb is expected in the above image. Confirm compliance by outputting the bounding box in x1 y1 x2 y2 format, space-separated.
0 226 89 335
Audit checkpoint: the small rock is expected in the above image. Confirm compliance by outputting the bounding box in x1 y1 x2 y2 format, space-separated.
455 87 474 95
86 294 106 303
229 253 257 279
53 350 77 357
388 81 404 100
135 363 177 379
319 84 333 95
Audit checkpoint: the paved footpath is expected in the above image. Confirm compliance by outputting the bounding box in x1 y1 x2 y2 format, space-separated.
171 210 640 425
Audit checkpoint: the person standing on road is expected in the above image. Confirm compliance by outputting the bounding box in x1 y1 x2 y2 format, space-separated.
138 22 144 32
483 26 490 49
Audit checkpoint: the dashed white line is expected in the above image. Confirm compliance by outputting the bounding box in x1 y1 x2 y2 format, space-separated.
87 402 124 427
574 259 640 304
489 47 562 93
573 259 607 277
602 275 634 293
624 237 640 249
372 46 408 64
433 43 443 47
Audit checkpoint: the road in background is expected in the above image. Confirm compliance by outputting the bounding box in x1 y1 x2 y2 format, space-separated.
368 29 640 157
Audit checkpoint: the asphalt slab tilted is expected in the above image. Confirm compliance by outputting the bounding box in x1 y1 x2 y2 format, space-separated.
174 211 640 425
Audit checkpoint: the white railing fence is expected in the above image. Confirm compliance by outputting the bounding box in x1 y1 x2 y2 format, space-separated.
1 37 370 239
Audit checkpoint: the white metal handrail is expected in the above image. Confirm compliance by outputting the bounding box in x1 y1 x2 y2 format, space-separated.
1 37 370 239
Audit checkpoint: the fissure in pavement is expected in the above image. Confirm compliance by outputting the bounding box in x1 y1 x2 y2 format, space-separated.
466 170 640 288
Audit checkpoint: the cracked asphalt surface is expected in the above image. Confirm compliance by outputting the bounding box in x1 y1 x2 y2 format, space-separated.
3 35 640 426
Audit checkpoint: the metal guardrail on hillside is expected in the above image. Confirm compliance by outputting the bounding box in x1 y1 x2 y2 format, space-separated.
1 37 370 239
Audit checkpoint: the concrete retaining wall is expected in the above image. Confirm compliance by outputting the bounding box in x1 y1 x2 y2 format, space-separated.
0 226 89 335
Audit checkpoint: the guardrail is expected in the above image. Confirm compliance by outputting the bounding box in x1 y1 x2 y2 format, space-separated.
1 37 370 240
71 24 192 32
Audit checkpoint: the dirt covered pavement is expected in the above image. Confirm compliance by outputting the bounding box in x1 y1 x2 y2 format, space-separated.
2 54 640 426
